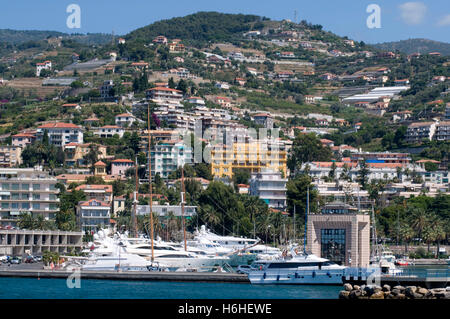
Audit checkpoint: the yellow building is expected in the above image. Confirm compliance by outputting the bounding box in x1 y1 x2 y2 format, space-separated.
210 140 287 178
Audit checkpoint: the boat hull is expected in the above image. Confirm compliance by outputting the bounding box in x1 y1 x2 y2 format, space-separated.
248 269 345 285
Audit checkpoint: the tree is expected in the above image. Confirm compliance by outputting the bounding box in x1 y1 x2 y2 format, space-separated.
399 223 414 254
357 159 370 190
176 79 188 94
168 77 176 89
286 174 317 238
287 133 332 175
232 168 251 187
409 206 429 241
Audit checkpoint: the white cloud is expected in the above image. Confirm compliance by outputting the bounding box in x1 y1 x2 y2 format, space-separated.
437 14 450 26
398 2 427 25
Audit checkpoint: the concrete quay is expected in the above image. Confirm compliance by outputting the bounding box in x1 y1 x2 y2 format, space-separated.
0 269 251 283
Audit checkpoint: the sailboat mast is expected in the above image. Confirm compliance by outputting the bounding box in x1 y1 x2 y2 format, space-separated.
181 166 187 251
132 156 138 237
303 186 309 254
147 104 154 262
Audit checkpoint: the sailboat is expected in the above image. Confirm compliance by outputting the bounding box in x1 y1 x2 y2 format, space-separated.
368 205 402 275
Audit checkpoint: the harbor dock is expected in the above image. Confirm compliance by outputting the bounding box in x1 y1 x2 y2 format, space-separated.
0 269 250 283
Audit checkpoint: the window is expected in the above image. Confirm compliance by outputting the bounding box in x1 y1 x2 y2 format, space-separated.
21 193 28 200
321 229 346 265
2 183 9 190
33 194 41 200
22 203 30 209
33 184 40 190
32 203 40 210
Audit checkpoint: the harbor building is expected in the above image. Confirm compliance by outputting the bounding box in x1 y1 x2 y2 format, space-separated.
0 229 83 256
0 167 59 227
249 169 287 209
306 202 371 268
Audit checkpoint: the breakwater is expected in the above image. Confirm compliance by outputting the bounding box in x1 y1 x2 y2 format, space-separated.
339 283 450 299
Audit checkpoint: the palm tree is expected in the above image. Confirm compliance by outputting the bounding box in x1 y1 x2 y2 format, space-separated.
409 207 429 242
429 218 446 258
399 223 414 254
422 225 435 254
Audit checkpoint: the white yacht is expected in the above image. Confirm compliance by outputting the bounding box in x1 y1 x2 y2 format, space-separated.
193 225 262 266
81 253 157 272
248 250 347 285
248 244 282 261
370 250 403 275
123 240 230 271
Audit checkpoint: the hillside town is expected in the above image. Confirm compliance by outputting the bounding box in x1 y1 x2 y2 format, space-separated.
0 12 448 272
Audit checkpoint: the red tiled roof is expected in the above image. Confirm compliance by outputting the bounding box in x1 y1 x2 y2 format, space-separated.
75 184 113 192
115 113 135 118
148 87 182 93
79 199 110 207
38 122 81 129
100 125 122 129
111 159 134 164
12 133 35 138
94 161 106 166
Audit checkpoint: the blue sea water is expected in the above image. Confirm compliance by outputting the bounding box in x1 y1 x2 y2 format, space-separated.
0 277 341 299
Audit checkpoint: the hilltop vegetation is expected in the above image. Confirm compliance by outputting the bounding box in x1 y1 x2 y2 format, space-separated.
126 11 268 46
0 29 115 46
372 38 450 56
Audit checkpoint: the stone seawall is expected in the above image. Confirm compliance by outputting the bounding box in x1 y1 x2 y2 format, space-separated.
339 283 450 299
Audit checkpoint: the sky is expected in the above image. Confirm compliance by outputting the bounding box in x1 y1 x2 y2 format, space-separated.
0 0 448 44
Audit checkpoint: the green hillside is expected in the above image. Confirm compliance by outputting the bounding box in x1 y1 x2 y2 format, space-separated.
372 38 450 56
125 11 266 45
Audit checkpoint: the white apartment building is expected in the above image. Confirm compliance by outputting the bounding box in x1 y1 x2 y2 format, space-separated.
36 122 83 147
313 181 371 211
100 80 114 98
303 162 428 184
136 204 197 217
115 113 137 127
249 169 287 209
435 121 450 141
150 140 193 179
146 87 183 103
36 61 52 76
405 122 437 143
0 168 59 227
94 125 125 138
76 199 111 232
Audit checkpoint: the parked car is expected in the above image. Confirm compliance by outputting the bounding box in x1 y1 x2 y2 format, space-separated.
10 257 21 264
0 256 8 263
24 256 35 263
34 256 43 262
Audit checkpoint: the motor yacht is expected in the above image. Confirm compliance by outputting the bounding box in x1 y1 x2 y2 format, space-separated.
248 250 347 285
